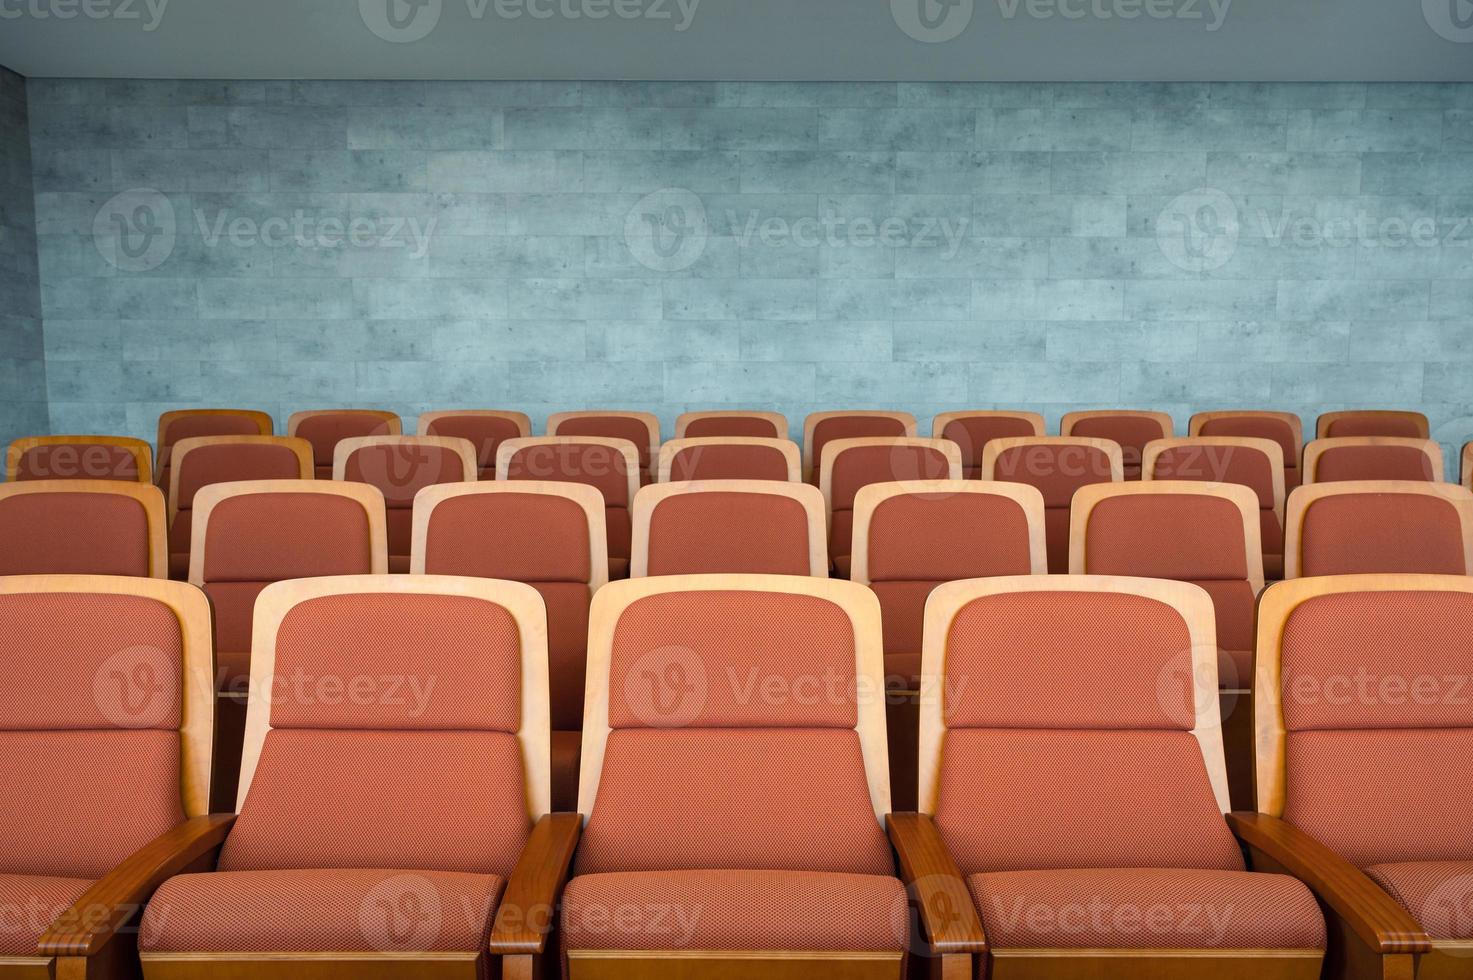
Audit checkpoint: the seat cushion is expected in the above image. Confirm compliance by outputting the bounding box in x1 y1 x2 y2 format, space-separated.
0 874 93 956
562 869 906 952
1366 861 1473 940
969 868 1325 950
139 869 504 953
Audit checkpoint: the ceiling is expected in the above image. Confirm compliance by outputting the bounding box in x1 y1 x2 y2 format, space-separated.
1 0 1471 80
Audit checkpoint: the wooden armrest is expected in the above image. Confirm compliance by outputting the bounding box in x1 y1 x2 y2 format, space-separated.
1227 811 1430 955
489 812 582 956
37 813 237 957
887 812 987 955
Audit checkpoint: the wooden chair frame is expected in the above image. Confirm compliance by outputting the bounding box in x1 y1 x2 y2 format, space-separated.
1189 411 1304 473
167 436 314 528
1316 410 1430 440
1303 437 1445 485
1464 442 1473 491
156 410 273 484
547 411 662 479
6 435 154 484
979 435 1126 483
675 410 789 440
848 480 1048 585
817 438 963 520
801 411 918 482
0 480 168 578
2 575 230 980
495 437 642 506
330 435 480 484
409 481 611 591
1144 436 1287 540
1282 481 1473 579
629 480 829 577
1060 409 1173 440
930 410 1045 470
656 437 802 483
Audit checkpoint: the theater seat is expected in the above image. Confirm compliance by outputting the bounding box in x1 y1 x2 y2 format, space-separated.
819 437 961 577
1061 410 1172 480
802 410 916 484
548 410 661 485
1284 481 1473 578
631 480 827 576
1316 409 1430 439
411 481 608 813
334 434 477 572
286 409 401 479
982 436 1123 573
1304 436 1443 483
657 436 800 482
6 434 153 483
0 480 166 577
1191 410 1304 490
932 411 1044 480
417 410 531 480
676 410 789 439
155 409 273 491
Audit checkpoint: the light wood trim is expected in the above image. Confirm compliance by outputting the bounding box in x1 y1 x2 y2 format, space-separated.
0 574 216 817
579 575 890 822
416 409 532 439
139 950 483 978
547 411 661 477
187 480 389 586
656 437 802 483
1302 436 1444 484
1143 436 1287 532
801 411 918 479
978 436 1126 483
1281 481 1473 580
1189 410 1304 460
1464 442 1473 491
630 480 828 578
409 481 609 590
0 480 168 578
495 437 642 506
1069 480 1265 593
919 575 1225 816
565 950 901 979
931 410 1045 439
1316 410 1430 440
849 481 1048 585
675 410 790 440
1253 573 1473 817
167 436 314 524
241 574 552 819
331 435 480 485
5 434 154 484
286 409 403 437
817 438 963 518
1060 409 1174 440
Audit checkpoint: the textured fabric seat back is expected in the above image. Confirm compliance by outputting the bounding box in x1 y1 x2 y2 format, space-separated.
940 417 1039 479
576 589 892 877
1315 444 1437 482
506 443 635 563
422 415 524 480
16 442 140 482
1151 444 1282 566
1066 416 1166 479
0 491 153 576
219 592 531 877
294 412 398 479
158 414 266 488
0 592 187 877
171 443 307 563
646 491 813 576
419 492 594 732
1301 493 1468 576
827 444 954 562
668 443 792 481
1277 590 1473 866
342 443 468 562
1322 413 1426 439
682 415 782 438
809 416 908 484
932 589 1243 876
554 415 655 473
993 443 1115 573
1197 416 1301 488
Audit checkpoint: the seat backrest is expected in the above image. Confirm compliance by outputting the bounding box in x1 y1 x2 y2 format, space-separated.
820 437 962 566
1303 437 1442 484
189 481 388 688
222 576 549 876
416 410 531 480
922 576 1240 875
0 576 212 877
547 411 661 480
802 411 917 482
1061 410 1173 480
412 482 607 735
0 481 166 578
657 437 800 482
574 575 893 876
334 436 477 567
675 411 788 440
1316 410 1430 440
156 409 273 489
981 436 1124 574
287 409 401 479
7 435 153 483
498 437 641 571
932 411 1045 479
1190 411 1304 489
632 481 827 577
1257 575 1473 867
1284 482 1473 578
1144 437 1286 573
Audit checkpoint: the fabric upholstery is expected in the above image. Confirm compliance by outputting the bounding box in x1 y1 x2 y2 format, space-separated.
1324 415 1425 438
940 417 1039 476
563 869 906 951
294 413 396 478
829 445 952 511
139 868 504 953
646 492 812 575
201 493 374 582
1150 444 1277 509
1192 579 1256 687
970 867 1324 950
1196 416 1300 482
866 492 1035 581
1365 861 1473 940
0 493 152 576
669 443 791 481
203 581 270 684
993 444 1113 573
423 415 523 479
1083 494 1249 580
554 416 654 469
1300 493 1467 576
1067 417 1167 478
1314 445 1436 482
175 444 303 511
683 416 781 439
809 416 908 481
533 582 593 731
343 444 466 507
871 580 935 676
0 874 94 956
505 444 635 502
16 444 139 482
158 414 264 486
421 492 592 582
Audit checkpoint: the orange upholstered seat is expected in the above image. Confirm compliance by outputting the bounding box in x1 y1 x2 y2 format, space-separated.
155 409 272 490
676 410 788 440
564 576 906 975
6 435 154 483
932 411 1045 479
631 481 827 576
548 410 661 484
657 436 801 482
1061 410 1172 480
138 575 572 979
1317 410 1430 439
286 409 400 479
416 410 531 480
1283 482 1473 578
334 435 477 572
1304 437 1443 483
802 411 916 484
0 480 166 577
412 481 608 813
1191 410 1305 490
819 437 961 577
981 436 1123 573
